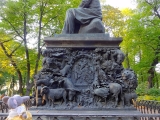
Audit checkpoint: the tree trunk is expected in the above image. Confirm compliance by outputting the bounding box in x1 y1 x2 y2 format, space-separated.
23 1 31 95
154 72 159 88
0 43 23 94
125 52 130 68
25 1 44 95
148 73 154 88
147 57 158 89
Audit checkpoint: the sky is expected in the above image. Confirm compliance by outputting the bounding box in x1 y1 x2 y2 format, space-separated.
103 0 137 9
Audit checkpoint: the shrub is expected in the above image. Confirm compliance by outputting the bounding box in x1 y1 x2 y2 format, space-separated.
147 88 160 96
136 82 160 96
138 95 160 101
136 82 148 96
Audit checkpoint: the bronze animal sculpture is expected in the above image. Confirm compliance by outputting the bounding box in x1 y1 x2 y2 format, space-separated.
59 77 80 101
108 83 124 107
92 87 109 104
122 69 137 91
91 83 124 107
111 49 125 64
124 92 137 106
41 86 67 107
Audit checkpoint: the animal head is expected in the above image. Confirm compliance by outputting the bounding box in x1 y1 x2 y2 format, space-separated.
41 86 49 96
122 69 136 80
2 95 30 109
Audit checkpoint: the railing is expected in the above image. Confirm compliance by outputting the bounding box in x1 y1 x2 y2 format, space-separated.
0 100 160 120
24 99 33 110
0 101 8 113
133 100 160 120
0 99 32 113
134 100 160 114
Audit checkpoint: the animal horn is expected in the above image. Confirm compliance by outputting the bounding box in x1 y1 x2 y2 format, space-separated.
42 86 48 89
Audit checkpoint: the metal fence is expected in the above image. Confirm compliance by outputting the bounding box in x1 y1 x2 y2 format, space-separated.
133 100 160 120
0 100 160 120
135 100 160 114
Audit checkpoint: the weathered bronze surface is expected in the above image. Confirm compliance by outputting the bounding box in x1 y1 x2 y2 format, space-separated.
62 0 104 34
32 0 137 110
32 33 137 110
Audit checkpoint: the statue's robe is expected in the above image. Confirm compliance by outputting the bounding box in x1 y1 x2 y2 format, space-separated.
62 0 102 34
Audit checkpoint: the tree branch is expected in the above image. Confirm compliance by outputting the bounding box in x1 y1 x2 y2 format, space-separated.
145 0 160 19
9 41 23 56
0 39 12 44
43 15 58 28
1 16 24 40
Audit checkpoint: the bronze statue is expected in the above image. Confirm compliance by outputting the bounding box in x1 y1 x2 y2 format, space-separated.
62 0 102 34
33 0 138 110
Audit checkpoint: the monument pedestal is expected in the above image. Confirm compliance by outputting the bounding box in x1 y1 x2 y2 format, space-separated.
44 33 122 48
31 108 142 120
33 33 139 119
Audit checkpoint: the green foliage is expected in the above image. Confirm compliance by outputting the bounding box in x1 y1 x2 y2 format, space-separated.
0 0 159 96
120 0 160 89
138 95 160 101
1 0 73 95
0 90 7 94
147 88 160 96
136 82 148 96
0 0 81 95
102 5 125 37
136 81 160 97
136 81 160 101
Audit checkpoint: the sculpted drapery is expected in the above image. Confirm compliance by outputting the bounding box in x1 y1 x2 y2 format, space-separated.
62 0 102 34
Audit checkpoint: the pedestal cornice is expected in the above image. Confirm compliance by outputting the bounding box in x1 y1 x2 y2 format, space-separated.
44 33 122 48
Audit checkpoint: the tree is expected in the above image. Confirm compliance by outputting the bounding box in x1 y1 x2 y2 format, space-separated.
0 0 80 95
102 5 134 69
0 31 25 95
102 5 125 37
121 0 160 88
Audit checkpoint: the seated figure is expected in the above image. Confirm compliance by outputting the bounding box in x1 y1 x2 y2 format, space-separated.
62 0 105 34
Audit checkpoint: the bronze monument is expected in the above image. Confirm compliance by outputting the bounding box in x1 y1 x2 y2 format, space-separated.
32 0 137 111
